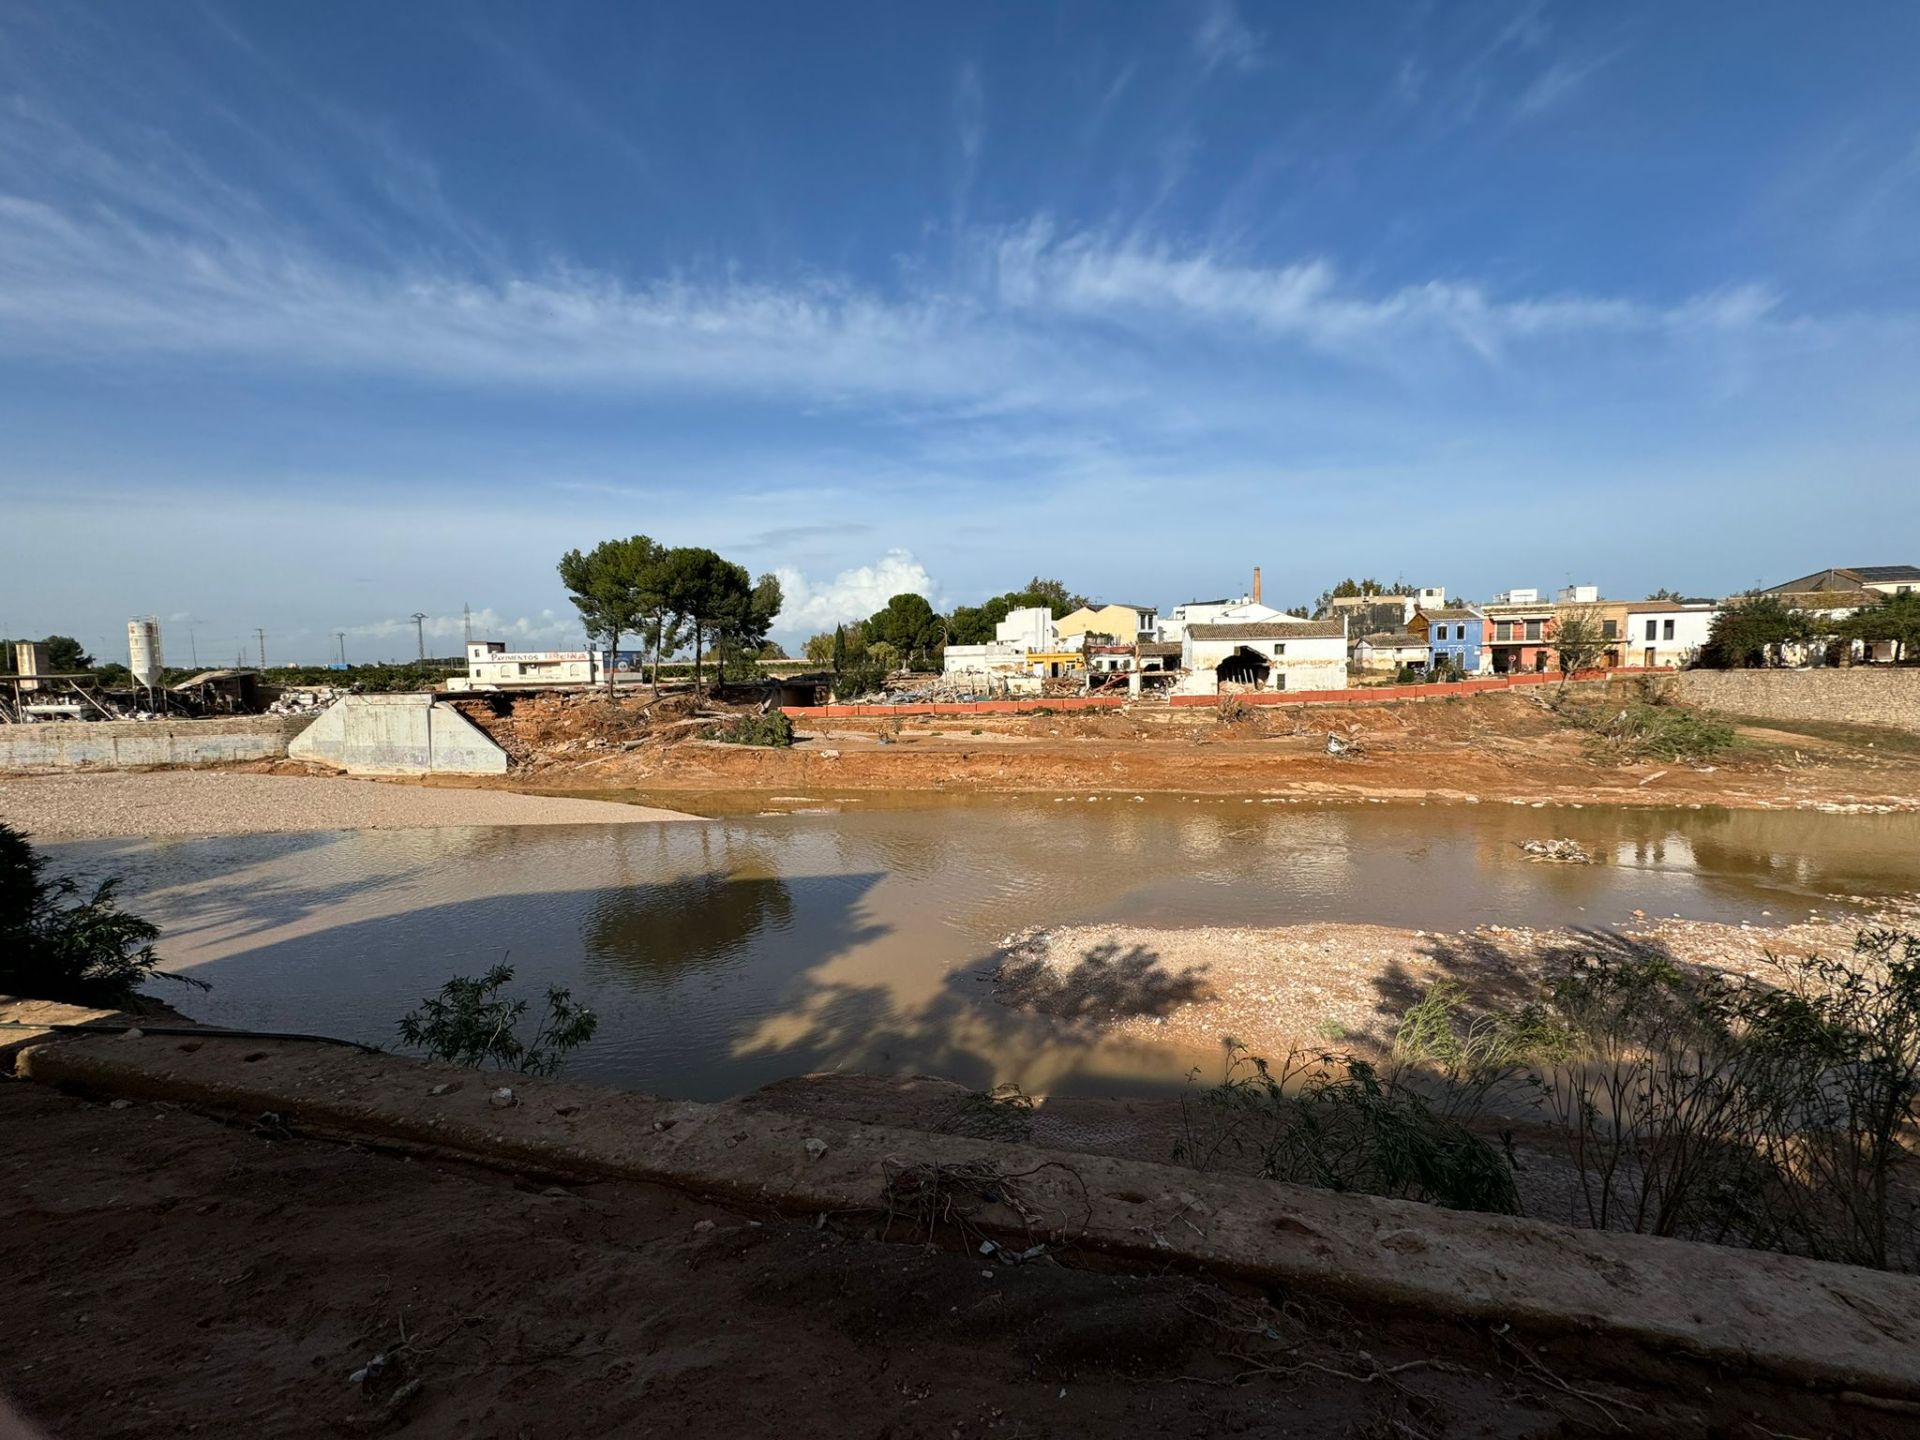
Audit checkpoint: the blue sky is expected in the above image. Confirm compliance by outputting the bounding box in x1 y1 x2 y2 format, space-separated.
2 1 1918 662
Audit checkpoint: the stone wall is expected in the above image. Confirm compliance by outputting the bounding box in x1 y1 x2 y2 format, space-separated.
1670 668 1920 734
0 715 313 772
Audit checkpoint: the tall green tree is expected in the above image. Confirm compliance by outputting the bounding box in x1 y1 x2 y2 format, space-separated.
1840 592 1920 663
1699 595 1812 669
558 536 660 696
713 572 784 682
867 592 943 670
659 547 753 692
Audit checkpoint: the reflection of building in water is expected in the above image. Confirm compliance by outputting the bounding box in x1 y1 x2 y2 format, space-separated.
1613 834 1697 870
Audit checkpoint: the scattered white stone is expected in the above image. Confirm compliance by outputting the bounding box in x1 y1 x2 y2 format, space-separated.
804 1137 829 1161
489 1086 518 1109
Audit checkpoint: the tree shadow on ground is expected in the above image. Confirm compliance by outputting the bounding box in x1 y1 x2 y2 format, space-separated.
722 934 1209 1101
992 937 1212 1023
1368 925 1685 1037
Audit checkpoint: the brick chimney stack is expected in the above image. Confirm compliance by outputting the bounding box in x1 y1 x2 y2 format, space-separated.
1252 566 1262 605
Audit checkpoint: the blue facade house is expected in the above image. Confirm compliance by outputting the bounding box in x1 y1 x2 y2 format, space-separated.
1414 607 1485 675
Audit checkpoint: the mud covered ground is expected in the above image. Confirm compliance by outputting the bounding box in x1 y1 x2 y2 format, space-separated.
3 1080 1909 1440
454 685 1920 816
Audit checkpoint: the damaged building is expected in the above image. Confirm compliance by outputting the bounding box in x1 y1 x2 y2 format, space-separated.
1173 620 1348 696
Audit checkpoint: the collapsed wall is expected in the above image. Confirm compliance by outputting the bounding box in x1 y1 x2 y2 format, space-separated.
287 694 508 775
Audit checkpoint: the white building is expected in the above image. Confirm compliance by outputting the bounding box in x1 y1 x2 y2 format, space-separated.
942 642 1037 679
447 642 600 691
994 605 1057 651
1556 584 1600 605
1490 587 1541 605
1174 620 1348 696
1353 631 1428 672
1625 603 1718 669
943 604 1061 686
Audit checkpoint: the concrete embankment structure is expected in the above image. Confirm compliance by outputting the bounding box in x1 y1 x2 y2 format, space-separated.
13 1016 1920 1405
288 693 508 775
0 715 311 772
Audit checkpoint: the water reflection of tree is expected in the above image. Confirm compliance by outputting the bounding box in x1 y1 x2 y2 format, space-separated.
583 873 795 983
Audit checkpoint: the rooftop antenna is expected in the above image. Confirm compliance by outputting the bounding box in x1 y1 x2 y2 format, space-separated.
410 612 429 661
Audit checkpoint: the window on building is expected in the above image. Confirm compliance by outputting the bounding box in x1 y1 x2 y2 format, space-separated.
1646 619 1657 641
1602 620 1617 639
1525 620 1542 642
1663 619 1675 640
1495 621 1512 641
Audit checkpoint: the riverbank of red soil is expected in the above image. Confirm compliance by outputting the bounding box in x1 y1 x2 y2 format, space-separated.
455 687 1920 815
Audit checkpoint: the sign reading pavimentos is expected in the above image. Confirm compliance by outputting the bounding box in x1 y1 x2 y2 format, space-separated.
482 652 594 663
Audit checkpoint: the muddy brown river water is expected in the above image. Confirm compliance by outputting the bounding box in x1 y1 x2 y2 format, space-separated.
46 795 1920 1100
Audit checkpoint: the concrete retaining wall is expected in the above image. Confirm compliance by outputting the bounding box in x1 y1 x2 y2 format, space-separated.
15 1025 1920 1402
287 694 508 775
0 715 311 772
1671 668 1920 734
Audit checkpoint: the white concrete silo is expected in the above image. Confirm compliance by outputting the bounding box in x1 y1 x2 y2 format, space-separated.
127 616 165 690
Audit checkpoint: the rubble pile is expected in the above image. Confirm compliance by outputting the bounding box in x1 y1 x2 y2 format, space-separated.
1518 837 1595 864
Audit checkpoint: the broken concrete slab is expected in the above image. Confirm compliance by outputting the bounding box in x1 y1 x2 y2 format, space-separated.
15 1027 1920 1402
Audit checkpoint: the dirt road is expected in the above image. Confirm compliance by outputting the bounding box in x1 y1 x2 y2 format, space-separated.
1 1080 1899 1439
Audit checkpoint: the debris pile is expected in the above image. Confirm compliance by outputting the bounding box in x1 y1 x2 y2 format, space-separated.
266 687 340 716
1518 838 1594 864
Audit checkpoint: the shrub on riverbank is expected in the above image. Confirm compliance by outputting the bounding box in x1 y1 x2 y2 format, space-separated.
709 710 795 747
0 823 203 1006
396 964 597 1076
1177 930 1920 1271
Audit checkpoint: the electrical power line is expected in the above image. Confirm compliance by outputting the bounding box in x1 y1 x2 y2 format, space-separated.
335 631 348 666
255 628 267 668
410 612 428 662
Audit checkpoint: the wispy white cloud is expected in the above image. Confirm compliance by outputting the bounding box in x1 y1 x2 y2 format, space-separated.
1193 0 1266 76
979 219 1781 364
1515 51 1621 119
0 176 1794 406
773 550 938 635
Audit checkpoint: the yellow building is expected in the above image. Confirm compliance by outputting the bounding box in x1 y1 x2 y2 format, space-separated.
1054 604 1157 643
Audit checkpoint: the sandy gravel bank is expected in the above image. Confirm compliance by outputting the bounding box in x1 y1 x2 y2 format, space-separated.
989 913 1894 1064
0 771 695 839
